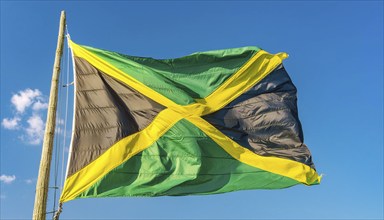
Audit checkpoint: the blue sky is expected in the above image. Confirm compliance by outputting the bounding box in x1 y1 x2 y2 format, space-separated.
1 1 383 219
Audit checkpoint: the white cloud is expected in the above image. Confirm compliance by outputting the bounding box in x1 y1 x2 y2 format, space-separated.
55 127 63 135
25 179 34 184
32 101 48 111
57 118 64 125
1 117 21 130
11 89 42 113
0 175 16 184
25 115 45 145
2 88 49 146
54 118 66 136
0 194 6 199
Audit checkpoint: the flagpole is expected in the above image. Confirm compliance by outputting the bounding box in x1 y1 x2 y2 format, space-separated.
32 11 66 220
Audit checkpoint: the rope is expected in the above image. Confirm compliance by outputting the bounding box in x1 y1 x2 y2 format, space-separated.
52 25 72 220
53 203 63 220
50 33 66 218
60 28 71 192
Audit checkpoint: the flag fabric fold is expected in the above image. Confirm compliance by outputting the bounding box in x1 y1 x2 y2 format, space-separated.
60 40 320 203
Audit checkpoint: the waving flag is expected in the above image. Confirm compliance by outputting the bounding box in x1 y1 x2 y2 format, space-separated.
60 40 320 202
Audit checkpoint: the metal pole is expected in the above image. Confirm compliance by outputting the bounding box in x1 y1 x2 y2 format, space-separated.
32 11 66 220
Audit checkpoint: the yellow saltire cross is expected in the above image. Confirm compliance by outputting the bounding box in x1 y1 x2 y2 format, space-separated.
60 40 320 202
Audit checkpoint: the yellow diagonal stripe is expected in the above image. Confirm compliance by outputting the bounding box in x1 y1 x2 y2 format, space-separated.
198 51 288 115
187 116 321 185
179 51 288 116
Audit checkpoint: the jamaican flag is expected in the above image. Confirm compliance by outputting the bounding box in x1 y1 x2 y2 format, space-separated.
60 40 320 202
